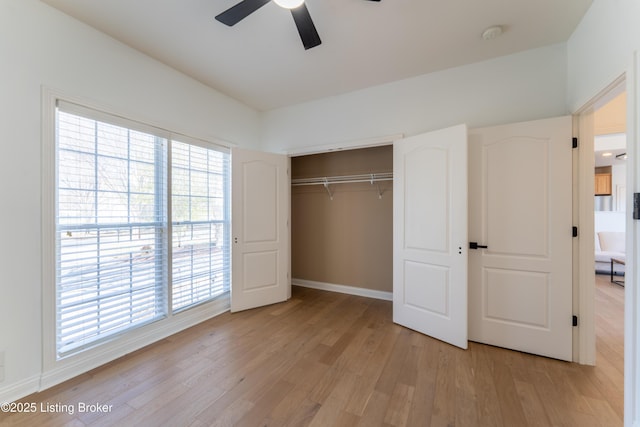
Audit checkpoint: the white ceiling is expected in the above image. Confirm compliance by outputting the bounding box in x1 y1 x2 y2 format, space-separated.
42 0 593 111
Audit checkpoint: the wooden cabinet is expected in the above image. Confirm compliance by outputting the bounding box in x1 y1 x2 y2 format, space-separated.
595 167 612 195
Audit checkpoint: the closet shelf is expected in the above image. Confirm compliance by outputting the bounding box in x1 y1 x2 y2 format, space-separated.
291 173 393 200
291 172 393 186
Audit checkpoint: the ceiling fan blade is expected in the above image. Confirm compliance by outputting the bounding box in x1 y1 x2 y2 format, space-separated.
290 3 321 50
215 0 271 26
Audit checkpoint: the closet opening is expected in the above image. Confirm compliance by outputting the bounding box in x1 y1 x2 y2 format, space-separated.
290 145 394 300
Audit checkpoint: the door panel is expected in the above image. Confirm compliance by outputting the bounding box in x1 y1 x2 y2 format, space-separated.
468 116 572 361
404 262 449 315
231 148 289 312
393 124 468 349
243 251 278 290
484 268 549 328
405 147 449 252
486 137 549 256
243 161 278 242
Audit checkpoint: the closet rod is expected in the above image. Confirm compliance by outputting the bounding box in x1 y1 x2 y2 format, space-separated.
291 172 393 187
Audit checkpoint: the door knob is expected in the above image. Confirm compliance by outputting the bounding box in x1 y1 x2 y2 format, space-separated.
469 242 488 249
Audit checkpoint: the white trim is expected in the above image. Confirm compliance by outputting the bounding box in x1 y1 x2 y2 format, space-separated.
573 74 627 366
576 108 597 365
0 375 41 405
41 87 57 375
292 278 392 301
285 133 403 157
625 50 639 427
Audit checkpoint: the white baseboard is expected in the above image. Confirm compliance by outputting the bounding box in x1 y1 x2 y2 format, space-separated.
292 278 392 301
0 375 40 405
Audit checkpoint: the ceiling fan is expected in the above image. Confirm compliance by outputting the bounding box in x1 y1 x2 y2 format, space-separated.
215 0 381 50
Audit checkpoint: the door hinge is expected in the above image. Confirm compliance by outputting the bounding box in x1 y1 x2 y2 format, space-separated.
572 226 578 237
573 315 578 327
572 137 578 148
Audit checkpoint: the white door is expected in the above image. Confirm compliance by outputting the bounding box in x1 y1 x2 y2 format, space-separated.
231 148 289 312
393 124 468 349
468 116 573 361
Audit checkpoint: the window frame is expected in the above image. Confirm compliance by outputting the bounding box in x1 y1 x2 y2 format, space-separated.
41 89 232 379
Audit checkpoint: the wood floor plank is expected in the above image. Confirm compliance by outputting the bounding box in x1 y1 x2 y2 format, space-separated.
491 361 528 427
343 326 401 415
1 277 624 427
233 380 296 427
383 383 415 427
332 410 361 427
454 344 480 427
584 395 624 427
531 368 585 427
355 389 391 427
430 346 458 426
405 342 438 427
268 384 317 423
513 379 552 427
375 329 413 394
470 344 505 427
308 396 348 427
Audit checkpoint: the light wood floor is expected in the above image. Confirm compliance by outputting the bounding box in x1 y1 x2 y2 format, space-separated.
1 275 624 426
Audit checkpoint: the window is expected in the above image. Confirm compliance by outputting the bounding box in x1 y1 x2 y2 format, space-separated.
171 141 230 311
54 101 230 358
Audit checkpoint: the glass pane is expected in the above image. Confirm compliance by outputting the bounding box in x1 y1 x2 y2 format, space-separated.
58 150 95 191
58 189 95 225
171 141 229 311
55 107 167 357
130 161 155 194
97 122 129 158
97 157 129 193
58 112 96 153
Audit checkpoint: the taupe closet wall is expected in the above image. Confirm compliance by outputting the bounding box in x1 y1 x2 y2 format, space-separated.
291 146 393 292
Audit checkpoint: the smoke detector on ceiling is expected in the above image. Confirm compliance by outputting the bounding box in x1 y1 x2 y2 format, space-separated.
482 25 503 40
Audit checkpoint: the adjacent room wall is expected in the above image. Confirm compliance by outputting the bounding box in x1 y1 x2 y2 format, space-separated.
0 0 259 402
291 146 393 293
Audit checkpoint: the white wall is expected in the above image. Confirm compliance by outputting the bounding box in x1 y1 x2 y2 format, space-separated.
595 211 626 233
262 44 569 153
0 0 259 402
613 163 627 212
567 0 640 110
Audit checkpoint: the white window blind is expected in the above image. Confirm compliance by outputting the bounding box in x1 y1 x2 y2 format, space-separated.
54 101 230 358
171 142 230 310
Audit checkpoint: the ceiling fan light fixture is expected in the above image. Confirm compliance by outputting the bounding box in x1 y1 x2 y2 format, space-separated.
274 0 304 9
